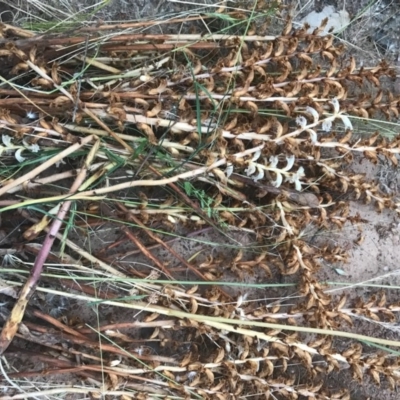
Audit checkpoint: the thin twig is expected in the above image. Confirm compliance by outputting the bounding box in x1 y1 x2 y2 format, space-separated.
30 309 89 340
99 203 174 280
116 203 232 300
84 107 134 152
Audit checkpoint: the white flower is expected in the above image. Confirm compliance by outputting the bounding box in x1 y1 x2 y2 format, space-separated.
340 115 353 131
140 74 152 82
26 111 38 120
322 118 333 132
225 163 234 178
271 171 283 188
167 215 177 224
109 359 121 367
269 155 279 168
2 135 12 147
282 155 295 171
287 166 305 191
23 140 40 153
245 162 256 176
28 143 40 153
187 371 197 382
56 159 66 168
251 148 262 162
253 165 264 182
330 98 340 114
306 106 319 123
15 148 26 163
296 115 307 129
236 293 248 308
307 129 318 144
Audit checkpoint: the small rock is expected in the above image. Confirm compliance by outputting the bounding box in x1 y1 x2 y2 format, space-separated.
299 5 350 35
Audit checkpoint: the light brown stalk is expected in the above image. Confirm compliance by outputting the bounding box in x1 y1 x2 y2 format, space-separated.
83 108 134 152
76 320 176 334
26 60 74 102
74 14 227 31
30 309 89 340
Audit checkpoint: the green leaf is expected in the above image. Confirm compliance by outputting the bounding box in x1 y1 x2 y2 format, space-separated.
183 181 193 196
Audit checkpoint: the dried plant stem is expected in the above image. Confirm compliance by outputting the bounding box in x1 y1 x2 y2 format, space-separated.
16 319 175 363
120 226 175 280
76 14 229 31
4 367 93 380
0 388 155 400
26 60 74 102
102 42 224 51
6 281 400 356
117 203 232 299
0 145 262 212
2 23 36 38
94 202 174 279
75 54 121 74
15 331 105 363
1 31 275 50
30 309 89 340
116 227 213 259
7 169 78 194
77 320 176 334
0 136 97 354
84 108 133 152
19 210 131 280
0 135 94 196
146 163 221 230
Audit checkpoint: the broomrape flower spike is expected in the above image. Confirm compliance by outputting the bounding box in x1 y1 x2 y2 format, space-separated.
251 148 262 162
340 115 353 131
307 128 318 144
23 140 40 153
26 111 38 120
330 98 340 114
0 135 41 163
245 154 303 189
